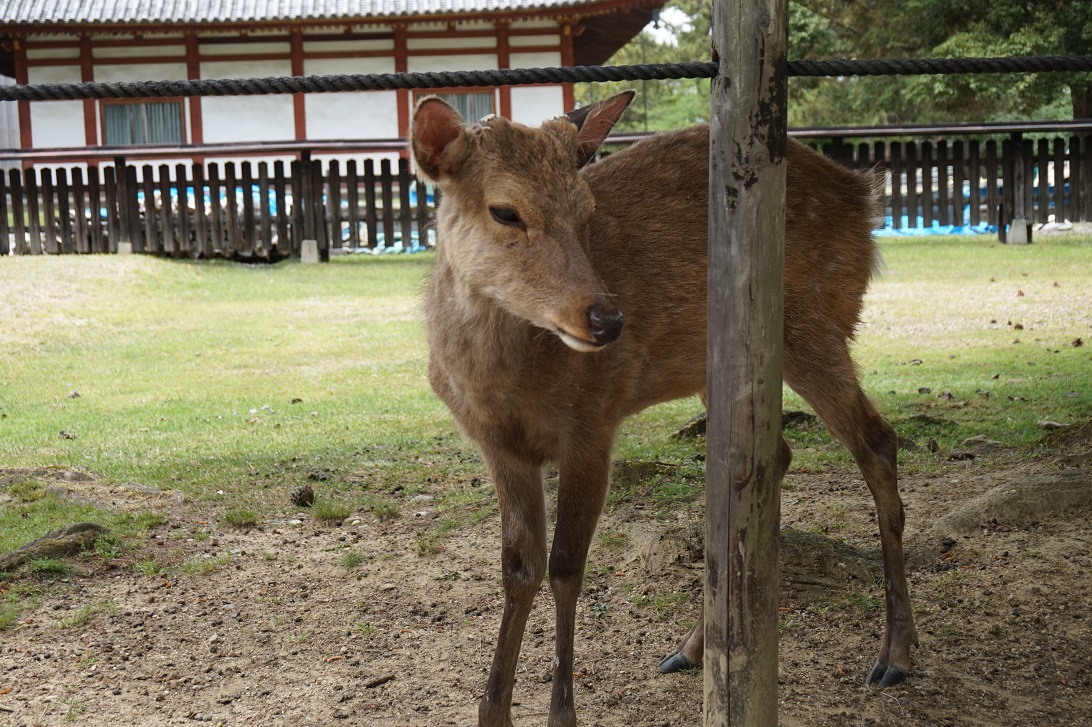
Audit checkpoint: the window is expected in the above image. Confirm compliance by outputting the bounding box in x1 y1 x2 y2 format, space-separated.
429 92 495 122
102 100 184 145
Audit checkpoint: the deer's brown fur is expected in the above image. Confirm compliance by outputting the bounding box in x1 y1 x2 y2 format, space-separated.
412 92 915 727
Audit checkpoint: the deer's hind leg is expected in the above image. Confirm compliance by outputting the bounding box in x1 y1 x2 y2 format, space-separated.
657 435 793 674
783 332 917 687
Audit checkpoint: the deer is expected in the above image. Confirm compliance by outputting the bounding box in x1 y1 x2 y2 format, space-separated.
410 90 917 727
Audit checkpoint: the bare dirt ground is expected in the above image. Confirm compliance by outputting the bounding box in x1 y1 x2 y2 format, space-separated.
2 425 1091 727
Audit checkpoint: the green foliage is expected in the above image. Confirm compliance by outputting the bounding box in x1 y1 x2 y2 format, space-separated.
575 0 711 132
577 0 1087 130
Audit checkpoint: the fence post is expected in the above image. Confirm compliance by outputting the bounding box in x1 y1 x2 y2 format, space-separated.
706 0 786 725
1008 132 1031 243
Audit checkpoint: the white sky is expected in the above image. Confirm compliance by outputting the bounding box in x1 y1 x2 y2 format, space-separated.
647 6 693 45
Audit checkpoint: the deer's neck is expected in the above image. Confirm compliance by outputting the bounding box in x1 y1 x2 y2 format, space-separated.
426 252 537 391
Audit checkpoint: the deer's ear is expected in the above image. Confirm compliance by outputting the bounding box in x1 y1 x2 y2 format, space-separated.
411 97 469 182
565 90 635 167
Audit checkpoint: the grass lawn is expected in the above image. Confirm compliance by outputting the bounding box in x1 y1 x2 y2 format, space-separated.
1 234 1090 556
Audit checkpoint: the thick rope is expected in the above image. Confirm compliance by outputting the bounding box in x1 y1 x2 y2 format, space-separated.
1 55 1090 102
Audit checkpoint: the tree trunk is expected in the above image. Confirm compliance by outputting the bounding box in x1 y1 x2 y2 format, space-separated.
1071 78 1092 119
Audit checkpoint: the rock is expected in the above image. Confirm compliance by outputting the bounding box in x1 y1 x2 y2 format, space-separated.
0 522 107 572
907 471 1092 568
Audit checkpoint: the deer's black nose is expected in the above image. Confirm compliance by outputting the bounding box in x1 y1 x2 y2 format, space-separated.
588 303 624 345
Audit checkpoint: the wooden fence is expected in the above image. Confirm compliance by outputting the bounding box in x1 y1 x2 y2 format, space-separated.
4 123 1092 258
0 155 434 260
802 127 1092 238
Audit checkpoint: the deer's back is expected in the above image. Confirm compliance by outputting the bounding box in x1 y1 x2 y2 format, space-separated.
582 124 880 387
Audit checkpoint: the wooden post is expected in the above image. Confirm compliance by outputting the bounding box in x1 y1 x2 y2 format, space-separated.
705 0 786 725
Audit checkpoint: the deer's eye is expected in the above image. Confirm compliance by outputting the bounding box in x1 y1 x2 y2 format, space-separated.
489 206 523 228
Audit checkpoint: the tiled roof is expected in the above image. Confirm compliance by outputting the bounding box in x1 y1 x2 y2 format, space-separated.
0 0 598 25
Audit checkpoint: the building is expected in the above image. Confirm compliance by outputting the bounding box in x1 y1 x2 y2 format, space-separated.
0 0 663 167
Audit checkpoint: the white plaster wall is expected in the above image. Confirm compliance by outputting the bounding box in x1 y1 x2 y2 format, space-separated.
27 65 81 84
27 65 85 148
94 45 185 59
94 62 188 82
305 58 400 140
407 54 498 73
510 86 565 126
203 41 290 55
509 20 558 30
200 60 295 142
510 51 562 69
303 39 394 53
509 34 558 48
407 36 496 51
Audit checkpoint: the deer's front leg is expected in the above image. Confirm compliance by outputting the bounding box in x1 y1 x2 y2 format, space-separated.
479 450 548 727
548 444 612 727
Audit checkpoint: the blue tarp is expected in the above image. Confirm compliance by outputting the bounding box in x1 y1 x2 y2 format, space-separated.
874 207 998 237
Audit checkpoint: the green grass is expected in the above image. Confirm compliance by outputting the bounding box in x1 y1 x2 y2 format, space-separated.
222 508 259 528
1 237 1090 563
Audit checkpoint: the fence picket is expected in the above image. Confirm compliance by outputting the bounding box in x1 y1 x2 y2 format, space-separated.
1070 136 1084 222
364 159 378 250
936 141 950 226
26 168 44 253
273 161 288 258
398 158 413 247
224 163 239 257
193 165 208 258
258 162 272 256
1052 139 1065 223
88 168 105 253
346 160 361 247
968 141 981 226
380 159 394 248
71 168 89 253
124 166 141 251
10 170 26 255
888 142 902 229
141 165 157 253
1036 139 1050 224
57 169 75 254
240 162 256 258
0 173 9 256
328 160 343 253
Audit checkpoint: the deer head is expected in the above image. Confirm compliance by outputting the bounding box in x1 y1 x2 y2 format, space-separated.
410 92 635 351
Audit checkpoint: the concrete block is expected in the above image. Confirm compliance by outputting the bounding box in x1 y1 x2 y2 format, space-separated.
300 239 320 264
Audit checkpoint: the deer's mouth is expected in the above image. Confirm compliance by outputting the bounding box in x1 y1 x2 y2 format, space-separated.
554 328 607 352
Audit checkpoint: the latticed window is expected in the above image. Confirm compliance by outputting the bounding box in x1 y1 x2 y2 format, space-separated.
102 100 184 145
434 92 494 122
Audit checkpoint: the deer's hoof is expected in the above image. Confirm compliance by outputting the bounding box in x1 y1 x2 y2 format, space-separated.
865 661 907 687
657 651 697 674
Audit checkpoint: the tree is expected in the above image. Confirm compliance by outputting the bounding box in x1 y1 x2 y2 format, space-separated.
574 0 712 132
578 0 1090 129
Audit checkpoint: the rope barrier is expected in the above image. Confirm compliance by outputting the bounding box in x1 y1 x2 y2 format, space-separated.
1 55 1090 102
